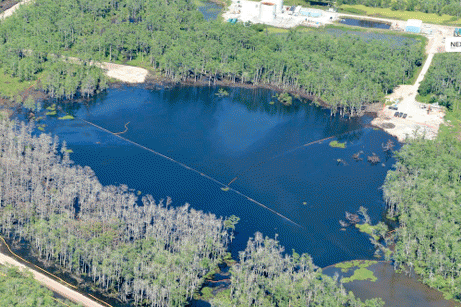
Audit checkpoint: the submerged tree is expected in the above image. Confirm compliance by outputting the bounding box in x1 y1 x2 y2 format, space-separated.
211 232 384 307
0 118 230 306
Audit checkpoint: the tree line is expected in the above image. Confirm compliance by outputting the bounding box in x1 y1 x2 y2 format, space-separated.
383 134 461 301
210 232 384 306
0 117 387 306
337 0 461 16
0 264 80 307
0 0 425 114
418 53 461 111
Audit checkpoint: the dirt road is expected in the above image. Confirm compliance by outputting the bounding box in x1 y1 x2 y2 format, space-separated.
371 23 448 142
0 251 107 307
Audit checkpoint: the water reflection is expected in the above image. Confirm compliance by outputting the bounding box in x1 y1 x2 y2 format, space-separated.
18 84 399 268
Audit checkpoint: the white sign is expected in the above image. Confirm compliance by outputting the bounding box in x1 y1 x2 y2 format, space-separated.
445 37 461 52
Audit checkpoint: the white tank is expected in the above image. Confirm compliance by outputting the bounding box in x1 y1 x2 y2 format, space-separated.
274 0 283 14
260 2 276 22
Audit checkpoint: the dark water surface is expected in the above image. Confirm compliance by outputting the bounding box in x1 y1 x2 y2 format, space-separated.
339 18 391 29
323 262 460 306
18 85 399 268
198 1 222 21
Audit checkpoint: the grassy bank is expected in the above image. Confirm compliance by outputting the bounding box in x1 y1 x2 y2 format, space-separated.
338 4 461 25
0 69 41 101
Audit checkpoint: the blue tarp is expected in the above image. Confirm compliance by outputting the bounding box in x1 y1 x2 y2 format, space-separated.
405 26 421 33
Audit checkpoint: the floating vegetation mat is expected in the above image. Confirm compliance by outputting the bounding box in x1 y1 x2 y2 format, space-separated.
58 115 75 120
341 267 377 283
329 140 347 148
334 260 378 283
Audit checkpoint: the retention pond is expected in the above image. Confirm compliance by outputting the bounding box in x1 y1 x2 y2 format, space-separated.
339 18 391 29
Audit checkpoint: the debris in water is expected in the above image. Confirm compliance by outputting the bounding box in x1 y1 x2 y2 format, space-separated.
352 150 364 161
367 153 381 165
345 212 361 224
382 139 395 152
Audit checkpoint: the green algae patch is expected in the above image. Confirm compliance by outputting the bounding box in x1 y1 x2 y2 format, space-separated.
45 111 57 116
215 88 229 97
221 186 230 191
335 260 377 273
342 267 377 283
329 140 346 149
356 223 380 240
58 115 74 120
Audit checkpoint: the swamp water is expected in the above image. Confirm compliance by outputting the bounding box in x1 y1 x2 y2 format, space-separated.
323 262 460 306
339 18 391 30
198 1 222 21
13 85 455 305
17 85 398 267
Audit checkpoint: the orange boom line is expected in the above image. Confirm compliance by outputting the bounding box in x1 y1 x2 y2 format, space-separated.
79 118 303 229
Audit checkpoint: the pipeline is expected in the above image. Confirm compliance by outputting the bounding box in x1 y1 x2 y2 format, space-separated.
228 128 364 186
79 118 303 229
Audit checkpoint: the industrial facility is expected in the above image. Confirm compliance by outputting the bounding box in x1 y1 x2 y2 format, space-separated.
405 19 422 33
224 0 336 28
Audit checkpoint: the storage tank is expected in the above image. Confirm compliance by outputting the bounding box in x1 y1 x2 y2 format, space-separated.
260 2 275 22
274 0 283 14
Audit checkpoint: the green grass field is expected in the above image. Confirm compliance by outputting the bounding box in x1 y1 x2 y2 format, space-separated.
338 4 461 25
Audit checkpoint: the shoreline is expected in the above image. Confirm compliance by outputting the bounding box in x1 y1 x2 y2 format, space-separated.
144 72 382 116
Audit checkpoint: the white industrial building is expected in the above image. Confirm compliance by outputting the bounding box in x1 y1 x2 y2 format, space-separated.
223 0 337 28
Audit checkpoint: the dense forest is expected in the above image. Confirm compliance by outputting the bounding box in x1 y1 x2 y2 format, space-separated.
418 53 461 111
210 233 384 306
382 54 461 301
0 0 424 114
383 127 461 300
0 264 80 307
337 0 461 16
0 118 383 306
